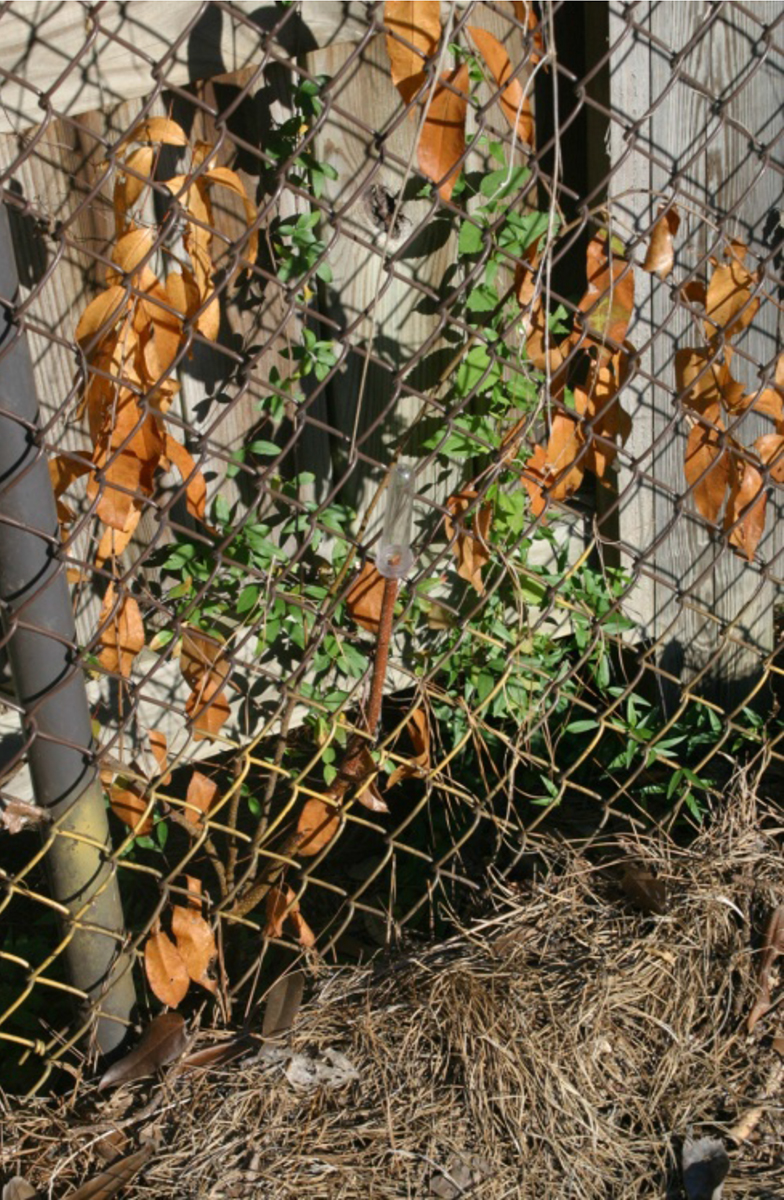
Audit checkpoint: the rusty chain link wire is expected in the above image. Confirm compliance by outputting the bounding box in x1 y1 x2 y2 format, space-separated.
0 0 782 1092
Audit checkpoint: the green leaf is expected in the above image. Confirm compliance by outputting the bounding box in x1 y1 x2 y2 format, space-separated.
237 585 259 615
458 219 485 255
479 164 530 202
465 283 499 313
564 719 600 734
249 440 279 457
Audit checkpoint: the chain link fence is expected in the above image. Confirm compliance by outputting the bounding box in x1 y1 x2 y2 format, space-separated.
0 0 782 1092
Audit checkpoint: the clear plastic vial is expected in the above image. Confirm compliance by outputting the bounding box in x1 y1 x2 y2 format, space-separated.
376 463 414 579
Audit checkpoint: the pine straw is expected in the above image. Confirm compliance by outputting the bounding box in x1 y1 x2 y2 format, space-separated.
2 778 783 1199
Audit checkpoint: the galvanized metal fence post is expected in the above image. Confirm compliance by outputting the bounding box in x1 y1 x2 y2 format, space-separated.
0 202 135 1055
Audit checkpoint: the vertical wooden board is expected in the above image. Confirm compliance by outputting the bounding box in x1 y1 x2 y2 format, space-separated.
607 0 782 706
306 5 532 547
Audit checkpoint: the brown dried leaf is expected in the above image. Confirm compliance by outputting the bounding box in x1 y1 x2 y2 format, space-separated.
642 205 680 279
185 675 231 741
122 117 188 147
384 0 440 92
387 707 430 789
98 1012 188 1090
114 145 155 234
684 415 730 525
468 26 533 145
296 796 340 857
705 241 759 340
203 166 258 266
445 490 493 594
108 783 152 836
75 285 127 347
171 903 217 993
521 443 549 519
725 452 767 562
262 970 305 1038
417 65 469 201
65 1145 154 1200
97 585 145 679
162 434 207 524
675 347 728 416
148 730 171 785
513 0 543 61
756 432 784 484
621 865 668 915
577 233 635 355
544 407 586 499
580 359 632 478
346 561 387 633
2 1178 40 1200
94 504 143 568
264 885 316 947
110 227 154 277
144 924 190 1007
748 905 784 1033
180 628 228 687
184 769 218 825
728 387 784 428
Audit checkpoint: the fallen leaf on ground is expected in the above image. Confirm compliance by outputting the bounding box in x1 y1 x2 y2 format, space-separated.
2 1178 40 1200
748 903 784 1033
642 205 680 279
66 1145 154 1200
445 490 492 594
468 26 533 145
98 1012 188 1089
417 65 469 201
144 923 190 1007
262 970 305 1038
620 865 668 915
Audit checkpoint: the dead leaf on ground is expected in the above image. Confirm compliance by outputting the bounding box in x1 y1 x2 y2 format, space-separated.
262 970 305 1038
66 1144 155 1200
2 1178 40 1200
388 707 431 789
684 414 730 525
296 796 341 856
620 865 668 915
98 1011 188 1090
642 205 680 279
346 561 387 634
97 584 145 679
748 904 784 1033
144 923 190 1008
725 452 767 562
468 26 533 146
417 65 469 201
445 490 492 594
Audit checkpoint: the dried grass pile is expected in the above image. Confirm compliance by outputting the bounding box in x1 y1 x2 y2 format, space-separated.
2 781 783 1199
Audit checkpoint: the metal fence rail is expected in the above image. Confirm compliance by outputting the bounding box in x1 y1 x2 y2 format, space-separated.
0 0 782 1092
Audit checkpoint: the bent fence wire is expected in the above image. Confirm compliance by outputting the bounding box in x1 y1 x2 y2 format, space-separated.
0 0 782 1091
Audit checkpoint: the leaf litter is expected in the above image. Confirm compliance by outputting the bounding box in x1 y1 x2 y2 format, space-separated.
4 776 784 1199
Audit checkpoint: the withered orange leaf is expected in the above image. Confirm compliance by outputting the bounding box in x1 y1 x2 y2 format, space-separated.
513 0 544 62
705 241 759 341
97 584 145 678
675 347 727 415
642 205 680 280
265 885 316 948
148 729 171 784
468 26 533 146
184 769 218 825
445 490 493 594
755 432 784 485
202 166 258 266
109 782 152 835
114 145 155 233
580 361 631 479
180 627 228 687
95 503 143 568
748 904 784 1033
577 233 635 355
346 561 387 634
163 434 207 524
725 452 766 562
384 0 441 94
296 796 340 857
387 707 430 789
544 407 586 499
75 285 127 348
521 443 549 518
110 227 154 278
121 117 189 148
684 417 730 525
729 387 784 429
171 903 217 993
185 674 231 741
417 65 469 201
144 923 190 1007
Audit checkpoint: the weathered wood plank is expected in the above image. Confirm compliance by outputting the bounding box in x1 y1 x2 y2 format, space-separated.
607 0 783 707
